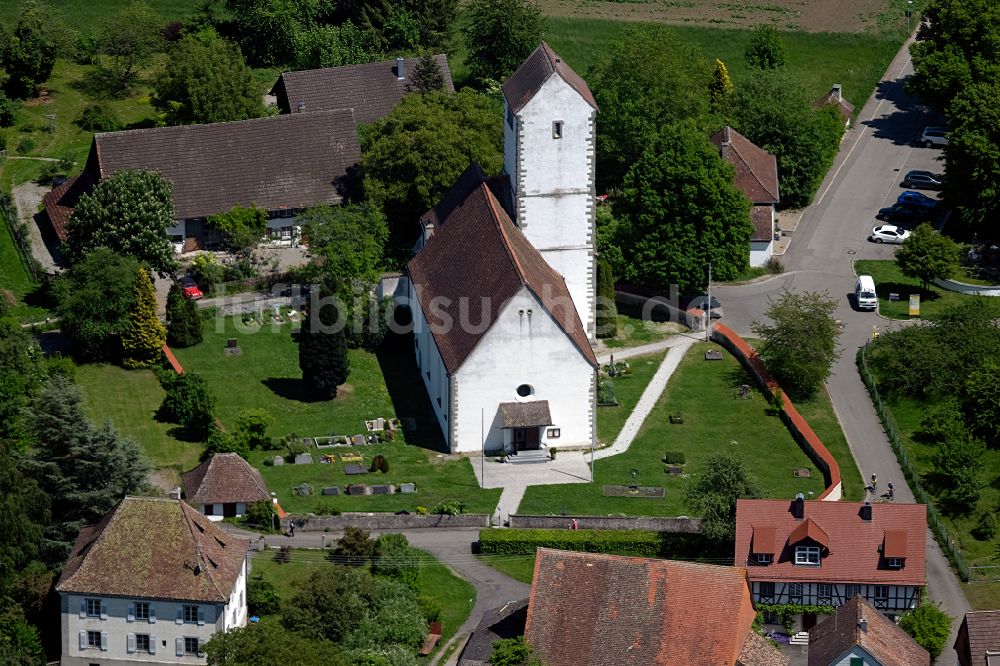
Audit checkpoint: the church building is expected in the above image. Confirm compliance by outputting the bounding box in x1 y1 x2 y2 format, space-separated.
406 43 599 455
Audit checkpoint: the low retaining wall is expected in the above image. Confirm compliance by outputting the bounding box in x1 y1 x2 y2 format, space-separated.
933 277 1000 296
711 324 842 501
615 290 704 330
510 515 701 532
287 512 490 531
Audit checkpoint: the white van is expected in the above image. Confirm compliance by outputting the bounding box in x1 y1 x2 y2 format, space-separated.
855 275 877 310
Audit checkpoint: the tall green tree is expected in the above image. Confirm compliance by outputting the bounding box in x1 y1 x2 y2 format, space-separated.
362 89 502 253
21 376 148 562
206 205 268 256
965 359 1000 447
0 445 49 600
752 290 840 399
616 121 751 294
283 566 376 642
298 289 350 399
744 25 787 70
0 316 46 449
595 258 618 339
406 53 446 94
300 204 388 290
1 0 57 99
53 249 141 361
225 0 302 66
292 21 383 70
96 1 165 93
898 595 952 660
589 25 713 190
154 35 266 125
684 453 761 543
462 0 544 84
121 268 166 369
158 372 216 440
934 429 986 514
204 621 347 666
66 170 177 276
895 222 959 290
165 283 203 348
941 78 1000 230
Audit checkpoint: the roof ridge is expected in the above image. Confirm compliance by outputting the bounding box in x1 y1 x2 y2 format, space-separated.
282 53 448 79
95 108 352 140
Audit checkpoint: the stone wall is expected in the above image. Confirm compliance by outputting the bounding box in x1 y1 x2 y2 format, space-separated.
509 515 702 532
287 512 490 531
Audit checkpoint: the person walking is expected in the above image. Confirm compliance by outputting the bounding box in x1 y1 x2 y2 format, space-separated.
870 473 878 492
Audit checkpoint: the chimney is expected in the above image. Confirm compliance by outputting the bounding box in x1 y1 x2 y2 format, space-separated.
296 101 305 113
859 617 868 633
791 493 805 519
169 486 182 500
832 84 843 101
396 56 405 80
860 500 872 521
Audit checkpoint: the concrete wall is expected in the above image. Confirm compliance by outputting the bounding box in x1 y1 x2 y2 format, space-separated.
289 513 490 531
510 515 702 532
933 277 1000 296
454 288 595 453
750 239 774 267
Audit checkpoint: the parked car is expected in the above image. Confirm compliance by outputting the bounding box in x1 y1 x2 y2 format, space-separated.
870 224 911 244
178 276 203 301
897 191 939 209
920 126 948 148
901 170 944 190
876 203 933 223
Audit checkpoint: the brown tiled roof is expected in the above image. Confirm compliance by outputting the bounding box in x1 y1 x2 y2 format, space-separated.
407 180 597 374
788 517 830 549
751 205 774 242
738 630 789 666
272 55 454 123
498 401 552 428
419 162 488 231
524 549 760 666
957 610 1000 666
813 87 855 122
752 526 776 554
88 110 359 222
711 126 779 204
43 174 93 242
883 530 908 559
502 42 597 114
56 497 250 603
458 599 529 666
182 453 270 506
735 499 927 585
808 595 930 666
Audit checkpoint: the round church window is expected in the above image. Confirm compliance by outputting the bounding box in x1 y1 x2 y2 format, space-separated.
516 384 534 398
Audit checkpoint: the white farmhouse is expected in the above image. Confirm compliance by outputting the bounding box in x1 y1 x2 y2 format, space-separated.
57 496 250 666
181 452 271 521
406 43 600 455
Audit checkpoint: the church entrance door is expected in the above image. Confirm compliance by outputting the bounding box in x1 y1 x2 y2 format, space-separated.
513 427 540 451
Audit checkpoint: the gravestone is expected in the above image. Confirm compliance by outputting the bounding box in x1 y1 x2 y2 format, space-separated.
371 484 391 495
400 483 416 494
344 463 367 476
273 455 284 466
704 349 723 361
347 484 368 496
225 338 242 356
294 453 313 465
321 486 340 496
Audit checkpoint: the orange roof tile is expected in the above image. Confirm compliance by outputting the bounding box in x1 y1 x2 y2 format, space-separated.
883 530 908 559
788 517 830 549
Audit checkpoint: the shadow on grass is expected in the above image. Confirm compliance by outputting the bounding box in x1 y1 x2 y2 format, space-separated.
260 377 327 403
878 281 941 301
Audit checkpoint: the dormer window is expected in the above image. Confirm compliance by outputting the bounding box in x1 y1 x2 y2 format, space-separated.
887 557 904 569
794 545 821 565
755 553 773 565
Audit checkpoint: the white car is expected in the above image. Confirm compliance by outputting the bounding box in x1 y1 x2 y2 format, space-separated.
870 224 911 244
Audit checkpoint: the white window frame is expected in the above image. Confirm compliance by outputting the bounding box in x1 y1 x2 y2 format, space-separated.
818 583 832 601
755 553 773 565
86 631 101 649
134 602 150 621
795 545 821 565
788 582 803 600
85 598 101 617
887 557 904 569
874 585 888 600
182 605 199 624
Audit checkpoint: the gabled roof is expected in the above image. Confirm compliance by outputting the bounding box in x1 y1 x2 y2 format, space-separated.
56 497 250 603
42 174 93 242
458 599 529 666
498 401 553 428
956 610 1000 665
752 526 776 554
49 110 360 238
502 42 598 114
524 549 785 666
813 86 855 122
738 630 790 666
182 453 270 506
407 178 597 374
711 126 779 204
734 499 926 585
808 595 930 666
272 54 455 123
882 530 908 559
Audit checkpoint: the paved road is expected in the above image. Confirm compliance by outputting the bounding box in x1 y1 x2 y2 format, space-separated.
714 36 969 662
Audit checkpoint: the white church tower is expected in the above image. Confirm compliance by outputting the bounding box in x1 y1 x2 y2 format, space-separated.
501 43 599 340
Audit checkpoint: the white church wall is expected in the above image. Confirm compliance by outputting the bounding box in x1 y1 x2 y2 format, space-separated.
452 287 594 454
410 284 451 447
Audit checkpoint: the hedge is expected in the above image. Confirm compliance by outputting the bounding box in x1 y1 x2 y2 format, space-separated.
477 529 717 560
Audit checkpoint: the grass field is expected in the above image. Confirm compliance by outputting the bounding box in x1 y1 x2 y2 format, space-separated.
596 351 664 444
249 545 475 658
518 341 858 516
855 259 1000 320
0 1 203 33
600 315 683 349
475 553 537 586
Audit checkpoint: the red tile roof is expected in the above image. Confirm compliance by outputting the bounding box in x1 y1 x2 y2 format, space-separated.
711 126 779 204
752 526 776 554
56 497 250 603
883 530 908 559
750 205 774 242
407 179 597 374
272 54 455 123
956 610 1000 666
42 174 93 242
735 499 926 585
182 453 270 506
502 42 597 114
808 595 930 666
813 87 855 122
524 549 784 666
788 517 830 550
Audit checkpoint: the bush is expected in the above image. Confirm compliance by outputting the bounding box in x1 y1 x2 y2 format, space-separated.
370 454 389 474
597 378 619 406
247 575 280 616
75 104 122 132
157 372 216 440
0 93 20 127
274 546 292 564
479 529 666 558
235 408 273 449
432 500 463 515
898 596 952 660
972 511 998 541
765 257 784 274
663 450 686 465
17 137 34 154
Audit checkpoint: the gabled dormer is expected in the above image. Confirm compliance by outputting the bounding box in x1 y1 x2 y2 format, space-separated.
787 517 829 566
750 526 775 565
880 530 908 569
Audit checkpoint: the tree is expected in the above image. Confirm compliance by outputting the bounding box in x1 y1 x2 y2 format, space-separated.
463 0 544 83
53 249 141 361
66 170 177 276
895 223 959 290
235 408 273 449
898 595 952 660
121 268 166 369
934 430 986 514
752 290 841 399
595 258 618 339
204 621 347 666
154 35 266 125
965 359 1000 447
225 0 302 67
615 121 751 294
300 204 388 289
158 372 216 440
490 637 542 666
744 25 787 70
0 316 46 449
1 0 56 99
684 453 761 543
362 89 502 253
331 526 378 567
589 25 712 189
407 53 446 94
298 289 350 399
200 429 250 462
941 79 1000 230
292 22 383 70
96 1 165 93
0 445 49 601
166 284 203 348
709 58 733 113
21 376 148 562
207 205 268 256
283 566 376 642
0 608 45 666
246 574 280 616
724 69 844 208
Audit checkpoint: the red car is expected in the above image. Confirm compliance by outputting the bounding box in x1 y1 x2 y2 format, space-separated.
179 276 203 301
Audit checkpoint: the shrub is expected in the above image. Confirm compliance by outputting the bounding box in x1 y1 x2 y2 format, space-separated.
597 378 619 406
75 104 122 132
663 450 686 465
480 529 669 558
235 408 273 449
247 574 280 615
331 526 377 566
157 372 216 440
370 454 388 474
972 511 998 541
417 596 442 623
0 93 19 127
415 506 428 515
765 257 784 274
432 500 463 515
274 545 292 564
17 137 34 154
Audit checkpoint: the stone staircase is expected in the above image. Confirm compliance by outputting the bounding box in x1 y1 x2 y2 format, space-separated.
789 632 810 646
507 449 551 465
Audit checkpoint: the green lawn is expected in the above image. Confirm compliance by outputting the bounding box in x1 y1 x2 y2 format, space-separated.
600 315 683 349
596 351 664 445
0 1 203 32
474 553 536 585
518 342 848 516
249 545 475 658
0 218 51 322
855 259 1000 320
